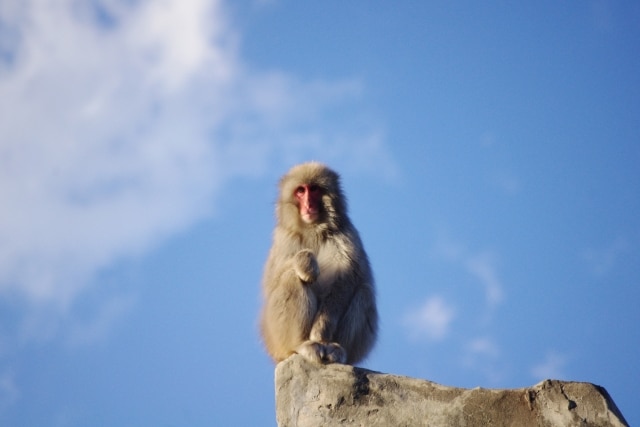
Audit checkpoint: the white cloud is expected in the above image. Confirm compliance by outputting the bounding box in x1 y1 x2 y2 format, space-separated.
432 233 506 310
461 336 506 384
428 234 509 382
466 336 500 358
403 296 456 342
0 0 233 307
493 173 521 195
0 0 393 317
0 370 19 411
530 351 568 380
431 233 465 261
465 252 505 308
582 237 628 277
479 132 521 195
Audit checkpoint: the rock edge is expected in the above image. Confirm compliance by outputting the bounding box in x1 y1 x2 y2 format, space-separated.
275 355 628 427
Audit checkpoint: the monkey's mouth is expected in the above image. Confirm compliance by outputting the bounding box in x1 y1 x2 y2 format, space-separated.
301 210 319 223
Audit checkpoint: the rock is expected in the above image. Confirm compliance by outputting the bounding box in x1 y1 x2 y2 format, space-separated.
275 355 628 427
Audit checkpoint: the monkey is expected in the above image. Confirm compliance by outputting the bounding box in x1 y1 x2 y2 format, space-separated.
260 162 378 365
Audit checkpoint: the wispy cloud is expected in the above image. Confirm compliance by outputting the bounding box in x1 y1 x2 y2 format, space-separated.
493 173 521 195
461 336 506 384
0 0 393 319
530 350 568 380
432 233 506 310
403 295 456 342
0 370 19 412
479 132 521 195
466 336 501 358
427 232 509 382
465 252 505 309
582 237 628 277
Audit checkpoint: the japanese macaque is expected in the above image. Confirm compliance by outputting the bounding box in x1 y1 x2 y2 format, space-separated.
260 162 377 365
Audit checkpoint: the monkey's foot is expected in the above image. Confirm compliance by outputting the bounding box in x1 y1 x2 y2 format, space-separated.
322 342 347 364
296 341 325 363
296 341 347 364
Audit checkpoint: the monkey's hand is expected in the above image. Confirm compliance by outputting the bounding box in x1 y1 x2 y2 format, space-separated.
293 249 319 284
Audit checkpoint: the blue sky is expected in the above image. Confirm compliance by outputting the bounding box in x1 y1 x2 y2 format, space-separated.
0 0 638 425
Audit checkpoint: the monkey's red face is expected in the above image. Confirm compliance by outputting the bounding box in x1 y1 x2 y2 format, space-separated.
295 184 322 224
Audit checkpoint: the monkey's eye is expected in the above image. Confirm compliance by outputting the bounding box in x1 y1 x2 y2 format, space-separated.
308 184 320 193
295 186 305 195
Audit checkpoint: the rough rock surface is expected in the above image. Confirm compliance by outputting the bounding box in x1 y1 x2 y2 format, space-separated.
275 355 628 427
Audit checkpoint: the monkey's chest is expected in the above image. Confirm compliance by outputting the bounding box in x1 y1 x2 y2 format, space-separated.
314 243 350 295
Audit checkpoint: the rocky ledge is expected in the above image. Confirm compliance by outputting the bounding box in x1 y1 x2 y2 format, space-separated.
275 355 628 427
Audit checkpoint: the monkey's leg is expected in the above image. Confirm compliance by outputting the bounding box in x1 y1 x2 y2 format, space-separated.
333 287 378 365
262 269 318 362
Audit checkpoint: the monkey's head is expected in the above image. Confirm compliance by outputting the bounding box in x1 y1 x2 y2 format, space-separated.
277 162 347 231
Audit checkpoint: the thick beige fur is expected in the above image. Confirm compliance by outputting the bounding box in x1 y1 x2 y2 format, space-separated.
260 162 378 365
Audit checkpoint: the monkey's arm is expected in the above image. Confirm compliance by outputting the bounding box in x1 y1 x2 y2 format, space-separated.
261 234 321 361
263 229 318 290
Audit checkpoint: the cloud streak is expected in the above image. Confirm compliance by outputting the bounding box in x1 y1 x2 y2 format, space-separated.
582 237 629 277
432 233 506 310
403 295 456 342
0 370 19 412
418 232 509 383
461 336 506 384
530 351 568 380
465 252 505 309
